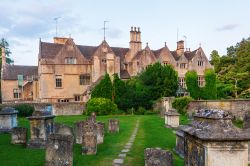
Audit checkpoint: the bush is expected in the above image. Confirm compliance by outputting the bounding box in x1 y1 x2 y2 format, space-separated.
135 107 147 115
14 104 34 117
172 97 193 115
86 98 118 115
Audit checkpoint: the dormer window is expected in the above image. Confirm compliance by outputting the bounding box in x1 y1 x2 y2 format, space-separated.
65 57 76 64
180 63 187 69
198 61 203 66
101 59 107 64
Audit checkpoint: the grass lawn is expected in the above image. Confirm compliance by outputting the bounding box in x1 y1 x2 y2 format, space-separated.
0 115 188 166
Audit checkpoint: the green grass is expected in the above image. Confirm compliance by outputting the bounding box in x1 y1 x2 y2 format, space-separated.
0 115 185 166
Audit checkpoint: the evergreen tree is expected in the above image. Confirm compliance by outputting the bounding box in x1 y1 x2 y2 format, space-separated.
91 73 113 100
202 69 217 100
113 73 126 107
210 50 220 73
185 71 200 99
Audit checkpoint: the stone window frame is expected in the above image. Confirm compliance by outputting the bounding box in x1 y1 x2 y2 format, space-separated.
65 57 76 64
57 99 69 103
55 75 63 88
74 95 81 102
79 74 91 85
198 76 205 87
179 77 186 88
198 61 204 66
180 63 186 69
13 88 21 99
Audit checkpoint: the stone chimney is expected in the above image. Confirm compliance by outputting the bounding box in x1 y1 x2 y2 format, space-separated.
53 37 69 44
130 26 142 56
1 46 6 67
176 40 184 56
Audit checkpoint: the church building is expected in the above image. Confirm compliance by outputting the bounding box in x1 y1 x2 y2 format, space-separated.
1 27 213 103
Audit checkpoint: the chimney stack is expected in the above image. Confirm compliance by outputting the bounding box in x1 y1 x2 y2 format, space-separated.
1 46 6 67
176 40 184 56
129 26 142 56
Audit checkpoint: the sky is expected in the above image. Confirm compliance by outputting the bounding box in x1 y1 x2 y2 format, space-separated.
1 0 250 66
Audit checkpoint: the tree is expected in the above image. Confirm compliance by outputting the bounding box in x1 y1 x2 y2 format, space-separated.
201 69 217 100
210 50 220 73
185 71 200 99
91 73 113 100
236 38 250 72
0 38 13 64
138 62 178 100
113 73 126 107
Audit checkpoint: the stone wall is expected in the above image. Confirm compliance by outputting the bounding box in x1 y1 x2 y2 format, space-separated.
188 99 250 119
1 102 85 116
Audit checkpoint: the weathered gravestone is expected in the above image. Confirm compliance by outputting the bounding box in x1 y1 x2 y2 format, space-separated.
27 110 55 148
87 112 96 123
165 109 180 128
96 122 105 144
82 120 97 155
74 121 84 144
11 127 27 145
182 109 250 166
144 148 173 166
175 129 184 157
108 119 119 133
0 107 18 133
46 124 74 166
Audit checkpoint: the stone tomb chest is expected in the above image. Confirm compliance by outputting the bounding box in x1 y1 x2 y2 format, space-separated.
27 110 55 148
182 109 250 166
0 107 18 133
165 109 180 128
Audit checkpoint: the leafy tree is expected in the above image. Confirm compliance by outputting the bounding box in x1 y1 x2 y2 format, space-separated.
210 50 220 73
138 62 178 100
0 38 13 64
91 73 113 100
236 38 250 72
185 71 200 99
201 69 217 100
113 73 126 107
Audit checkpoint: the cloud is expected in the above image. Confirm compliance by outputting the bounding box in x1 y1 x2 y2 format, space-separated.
216 24 240 32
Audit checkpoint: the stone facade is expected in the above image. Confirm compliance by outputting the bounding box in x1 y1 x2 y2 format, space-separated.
27 111 55 148
11 127 27 144
1 27 213 103
144 148 173 166
182 109 250 166
0 107 18 133
108 119 119 133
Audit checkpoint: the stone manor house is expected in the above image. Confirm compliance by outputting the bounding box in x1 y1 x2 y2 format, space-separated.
1 27 213 103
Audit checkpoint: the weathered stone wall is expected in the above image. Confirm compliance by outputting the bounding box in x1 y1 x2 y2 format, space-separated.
0 102 85 116
188 99 250 119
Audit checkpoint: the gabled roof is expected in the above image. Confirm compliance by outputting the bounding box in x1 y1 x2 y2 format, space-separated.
2 65 38 80
170 49 198 61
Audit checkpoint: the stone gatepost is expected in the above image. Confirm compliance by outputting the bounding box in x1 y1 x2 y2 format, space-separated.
74 121 84 144
0 107 18 133
165 109 180 128
144 148 173 166
96 122 105 144
45 125 74 166
182 109 250 166
11 127 27 145
27 111 55 148
82 120 97 155
108 119 119 133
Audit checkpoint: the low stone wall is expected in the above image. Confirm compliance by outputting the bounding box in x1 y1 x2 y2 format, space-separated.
1 102 86 116
188 99 250 119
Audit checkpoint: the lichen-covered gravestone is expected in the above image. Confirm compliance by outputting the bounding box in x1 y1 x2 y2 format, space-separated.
175 129 184 157
11 127 27 145
165 109 180 128
45 124 74 166
74 121 84 144
144 148 173 166
82 120 97 155
182 109 250 166
108 119 119 133
27 110 55 148
96 122 105 144
0 107 18 133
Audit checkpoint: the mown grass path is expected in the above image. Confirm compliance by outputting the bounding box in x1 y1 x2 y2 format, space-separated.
0 115 185 166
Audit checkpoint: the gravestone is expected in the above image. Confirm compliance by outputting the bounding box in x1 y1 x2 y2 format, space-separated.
27 110 55 148
45 125 74 166
87 112 96 123
182 109 250 166
82 120 97 155
0 107 18 133
11 127 27 145
108 119 119 133
175 129 184 157
96 122 105 144
74 121 84 144
144 148 173 166
165 109 180 128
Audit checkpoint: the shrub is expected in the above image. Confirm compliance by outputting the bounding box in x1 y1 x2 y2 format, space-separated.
135 107 147 115
172 97 193 115
86 98 118 115
14 104 34 117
